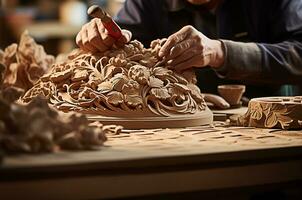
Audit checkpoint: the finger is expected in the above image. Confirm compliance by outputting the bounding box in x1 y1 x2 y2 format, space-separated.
95 20 116 48
76 29 90 52
115 29 132 47
81 25 98 52
168 48 199 66
103 29 115 47
76 31 84 48
88 19 108 52
203 93 230 109
158 26 193 57
166 38 195 60
174 54 208 72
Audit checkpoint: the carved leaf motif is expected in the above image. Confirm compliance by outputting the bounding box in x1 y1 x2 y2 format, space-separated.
72 69 88 82
250 102 262 120
187 84 204 103
264 103 294 129
148 76 164 88
111 74 127 92
150 88 171 100
102 64 116 80
124 94 143 107
152 67 178 83
173 73 189 85
107 91 124 105
127 53 144 61
152 67 171 77
264 112 278 128
110 57 127 67
97 81 113 93
122 80 140 95
50 68 73 83
168 86 186 101
276 114 293 129
78 87 94 99
261 103 271 116
174 83 190 92
139 56 158 68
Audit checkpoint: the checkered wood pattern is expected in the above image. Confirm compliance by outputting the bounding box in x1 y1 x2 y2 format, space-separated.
106 122 302 150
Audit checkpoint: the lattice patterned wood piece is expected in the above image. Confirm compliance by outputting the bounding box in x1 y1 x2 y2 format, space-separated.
2 122 302 170
106 122 302 150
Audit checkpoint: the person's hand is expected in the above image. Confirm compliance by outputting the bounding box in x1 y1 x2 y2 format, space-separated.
158 25 225 72
76 18 132 53
203 93 230 109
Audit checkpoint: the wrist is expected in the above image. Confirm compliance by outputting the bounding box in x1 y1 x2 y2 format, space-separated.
209 40 225 68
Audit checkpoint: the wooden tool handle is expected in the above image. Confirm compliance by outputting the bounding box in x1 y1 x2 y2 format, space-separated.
87 5 122 39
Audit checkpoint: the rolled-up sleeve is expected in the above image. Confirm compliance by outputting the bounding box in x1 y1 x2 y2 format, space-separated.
216 40 262 79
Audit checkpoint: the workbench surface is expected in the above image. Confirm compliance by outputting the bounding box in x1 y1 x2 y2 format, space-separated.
1 122 302 199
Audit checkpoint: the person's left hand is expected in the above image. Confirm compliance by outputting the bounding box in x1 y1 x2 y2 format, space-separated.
158 25 225 72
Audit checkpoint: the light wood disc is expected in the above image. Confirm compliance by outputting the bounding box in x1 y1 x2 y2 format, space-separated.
86 108 213 129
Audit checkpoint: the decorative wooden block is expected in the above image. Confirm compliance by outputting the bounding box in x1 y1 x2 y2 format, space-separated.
235 96 302 129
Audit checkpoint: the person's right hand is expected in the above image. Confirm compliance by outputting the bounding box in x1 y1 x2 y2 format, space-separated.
76 18 132 53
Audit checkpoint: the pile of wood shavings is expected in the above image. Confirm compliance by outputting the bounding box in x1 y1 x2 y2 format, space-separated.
0 94 122 153
0 31 55 92
0 41 122 154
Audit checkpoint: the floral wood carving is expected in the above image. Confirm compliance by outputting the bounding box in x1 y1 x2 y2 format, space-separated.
0 31 54 92
0 95 123 154
235 97 302 129
0 34 122 154
22 39 207 117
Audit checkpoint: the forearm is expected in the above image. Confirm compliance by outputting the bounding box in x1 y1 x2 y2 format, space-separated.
214 40 262 80
215 40 302 84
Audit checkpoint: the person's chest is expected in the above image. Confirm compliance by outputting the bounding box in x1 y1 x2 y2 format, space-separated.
216 0 273 43
156 7 217 39
156 0 275 43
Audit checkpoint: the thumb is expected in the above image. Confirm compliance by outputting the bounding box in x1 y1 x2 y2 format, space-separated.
203 93 230 109
116 29 132 47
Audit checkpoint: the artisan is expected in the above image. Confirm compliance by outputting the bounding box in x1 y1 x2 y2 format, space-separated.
76 0 302 98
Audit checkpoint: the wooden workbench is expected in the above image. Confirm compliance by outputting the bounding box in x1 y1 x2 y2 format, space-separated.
1 121 302 199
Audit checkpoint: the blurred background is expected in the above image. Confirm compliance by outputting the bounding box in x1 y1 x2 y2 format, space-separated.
0 0 125 55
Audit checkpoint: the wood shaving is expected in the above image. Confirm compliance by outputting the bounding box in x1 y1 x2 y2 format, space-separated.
0 94 121 153
0 31 54 92
0 36 121 154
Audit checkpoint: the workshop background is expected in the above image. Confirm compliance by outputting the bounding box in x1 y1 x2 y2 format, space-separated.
0 0 124 54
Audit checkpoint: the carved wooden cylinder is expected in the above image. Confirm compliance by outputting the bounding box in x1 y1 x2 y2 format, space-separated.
237 96 302 129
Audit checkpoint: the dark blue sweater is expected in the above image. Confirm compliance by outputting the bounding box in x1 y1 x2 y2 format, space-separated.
115 0 302 97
